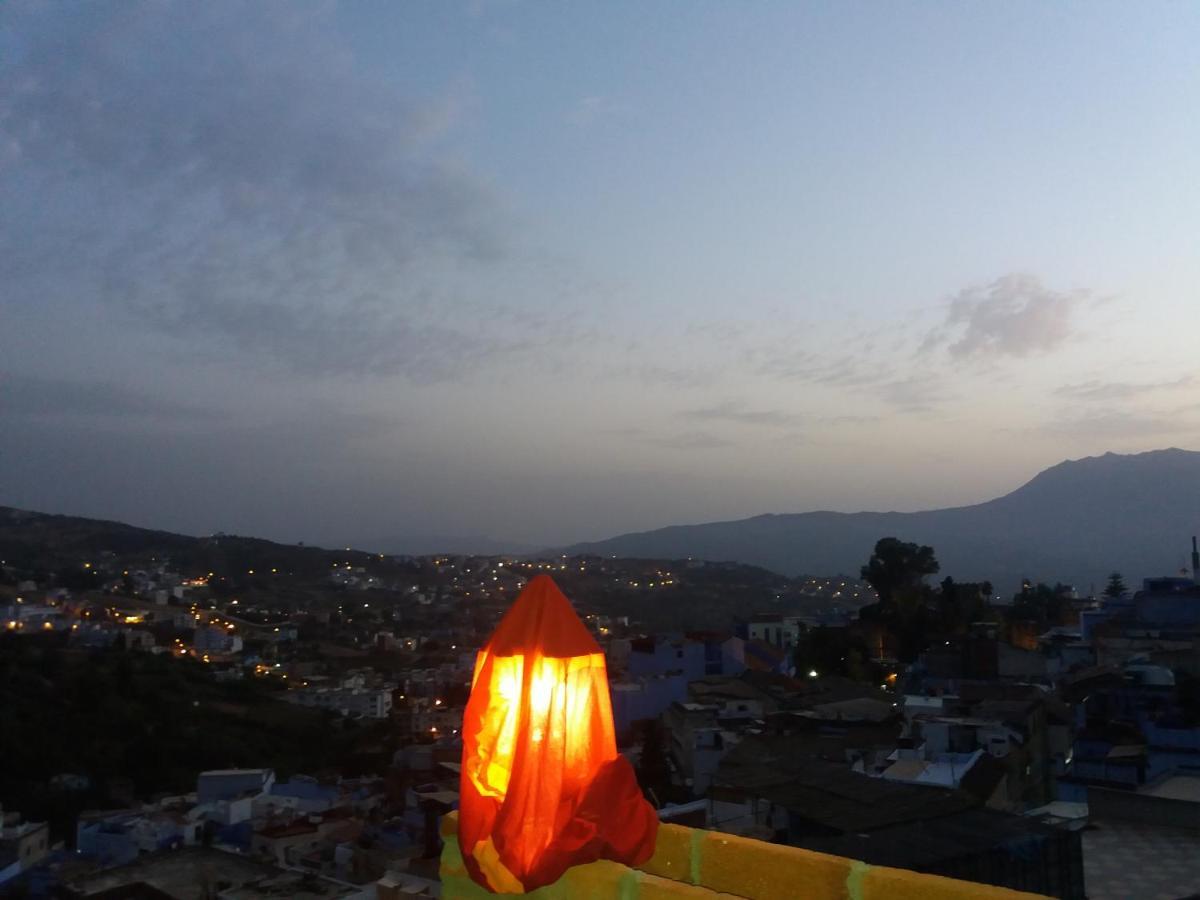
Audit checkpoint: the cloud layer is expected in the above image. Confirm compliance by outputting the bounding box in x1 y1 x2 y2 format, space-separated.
925 274 1087 360
1056 376 1195 402
682 400 803 428
1 2 512 379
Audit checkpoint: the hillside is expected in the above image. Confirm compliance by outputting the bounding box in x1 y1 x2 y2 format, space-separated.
562 448 1200 591
0 505 383 579
7 447 1199 596
0 635 386 841
0 505 830 630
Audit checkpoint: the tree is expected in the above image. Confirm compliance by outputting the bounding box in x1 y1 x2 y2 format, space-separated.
57 568 102 592
794 626 879 682
857 539 941 663
1103 572 1128 600
861 538 939 606
1009 582 1071 628
935 577 992 636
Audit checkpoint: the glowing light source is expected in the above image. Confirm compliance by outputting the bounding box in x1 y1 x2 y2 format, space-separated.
460 575 656 893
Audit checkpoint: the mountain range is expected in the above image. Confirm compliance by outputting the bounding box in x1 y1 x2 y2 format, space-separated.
562 448 1200 592
342 534 540 558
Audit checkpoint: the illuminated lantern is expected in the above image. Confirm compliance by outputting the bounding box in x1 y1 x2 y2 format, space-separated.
459 575 658 893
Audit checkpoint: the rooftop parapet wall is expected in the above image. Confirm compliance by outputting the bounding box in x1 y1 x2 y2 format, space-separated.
435 812 1048 900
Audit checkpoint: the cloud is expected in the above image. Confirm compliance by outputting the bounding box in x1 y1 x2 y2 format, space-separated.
750 274 1099 416
645 431 735 450
0 2 517 379
759 355 887 388
0 396 405 541
877 374 952 413
598 424 736 450
1041 374 1200 439
1034 409 1198 439
0 373 222 424
682 400 803 428
820 414 881 426
924 274 1087 360
749 332 954 413
1055 375 1195 402
598 362 717 388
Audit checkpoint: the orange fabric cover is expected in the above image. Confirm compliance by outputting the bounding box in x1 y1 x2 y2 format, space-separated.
459 574 658 893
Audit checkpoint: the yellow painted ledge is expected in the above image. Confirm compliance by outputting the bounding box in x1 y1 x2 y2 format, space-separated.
430 812 1049 900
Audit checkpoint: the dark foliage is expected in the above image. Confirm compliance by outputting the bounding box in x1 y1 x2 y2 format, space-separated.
794 626 880 682
1102 571 1128 600
1007 581 1073 629
860 538 939 605
857 538 941 662
0 634 383 843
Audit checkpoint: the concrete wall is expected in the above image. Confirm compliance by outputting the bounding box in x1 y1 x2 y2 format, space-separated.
629 640 708 681
437 812 1048 900
611 675 688 737
76 824 138 868
197 770 272 804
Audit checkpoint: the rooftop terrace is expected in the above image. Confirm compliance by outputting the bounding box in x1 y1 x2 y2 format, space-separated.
435 811 1048 900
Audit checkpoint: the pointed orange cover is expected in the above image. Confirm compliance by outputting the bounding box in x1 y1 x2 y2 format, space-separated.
459 575 658 893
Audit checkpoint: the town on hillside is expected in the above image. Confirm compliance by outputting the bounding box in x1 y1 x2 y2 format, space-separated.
2 509 1199 898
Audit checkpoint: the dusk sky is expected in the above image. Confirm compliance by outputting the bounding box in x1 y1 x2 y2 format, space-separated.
3 1 1199 549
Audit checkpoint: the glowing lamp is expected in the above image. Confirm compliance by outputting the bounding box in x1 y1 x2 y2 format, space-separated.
460 575 657 893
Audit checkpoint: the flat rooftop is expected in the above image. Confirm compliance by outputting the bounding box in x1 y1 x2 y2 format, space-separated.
800 807 1065 870
715 743 974 833
1083 820 1200 900
1141 774 1200 803
64 847 360 899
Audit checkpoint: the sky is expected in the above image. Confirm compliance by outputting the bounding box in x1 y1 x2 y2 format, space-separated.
2 1 1199 549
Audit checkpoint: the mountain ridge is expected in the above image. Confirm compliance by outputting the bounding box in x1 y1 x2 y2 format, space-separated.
560 448 1200 590
5 448 1197 591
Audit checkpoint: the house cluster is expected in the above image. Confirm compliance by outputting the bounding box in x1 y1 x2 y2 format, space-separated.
616 558 1200 899
283 670 397 720
55 767 457 897
0 808 52 889
624 656 1090 895
7 530 1200 898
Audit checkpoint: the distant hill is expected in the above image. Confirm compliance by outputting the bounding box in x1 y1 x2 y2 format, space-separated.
342 534 539 557
0 506 383 578
0 507 531 569
562 448 1200 592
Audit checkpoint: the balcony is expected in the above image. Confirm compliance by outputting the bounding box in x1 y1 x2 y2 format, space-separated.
433 811 1047 900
